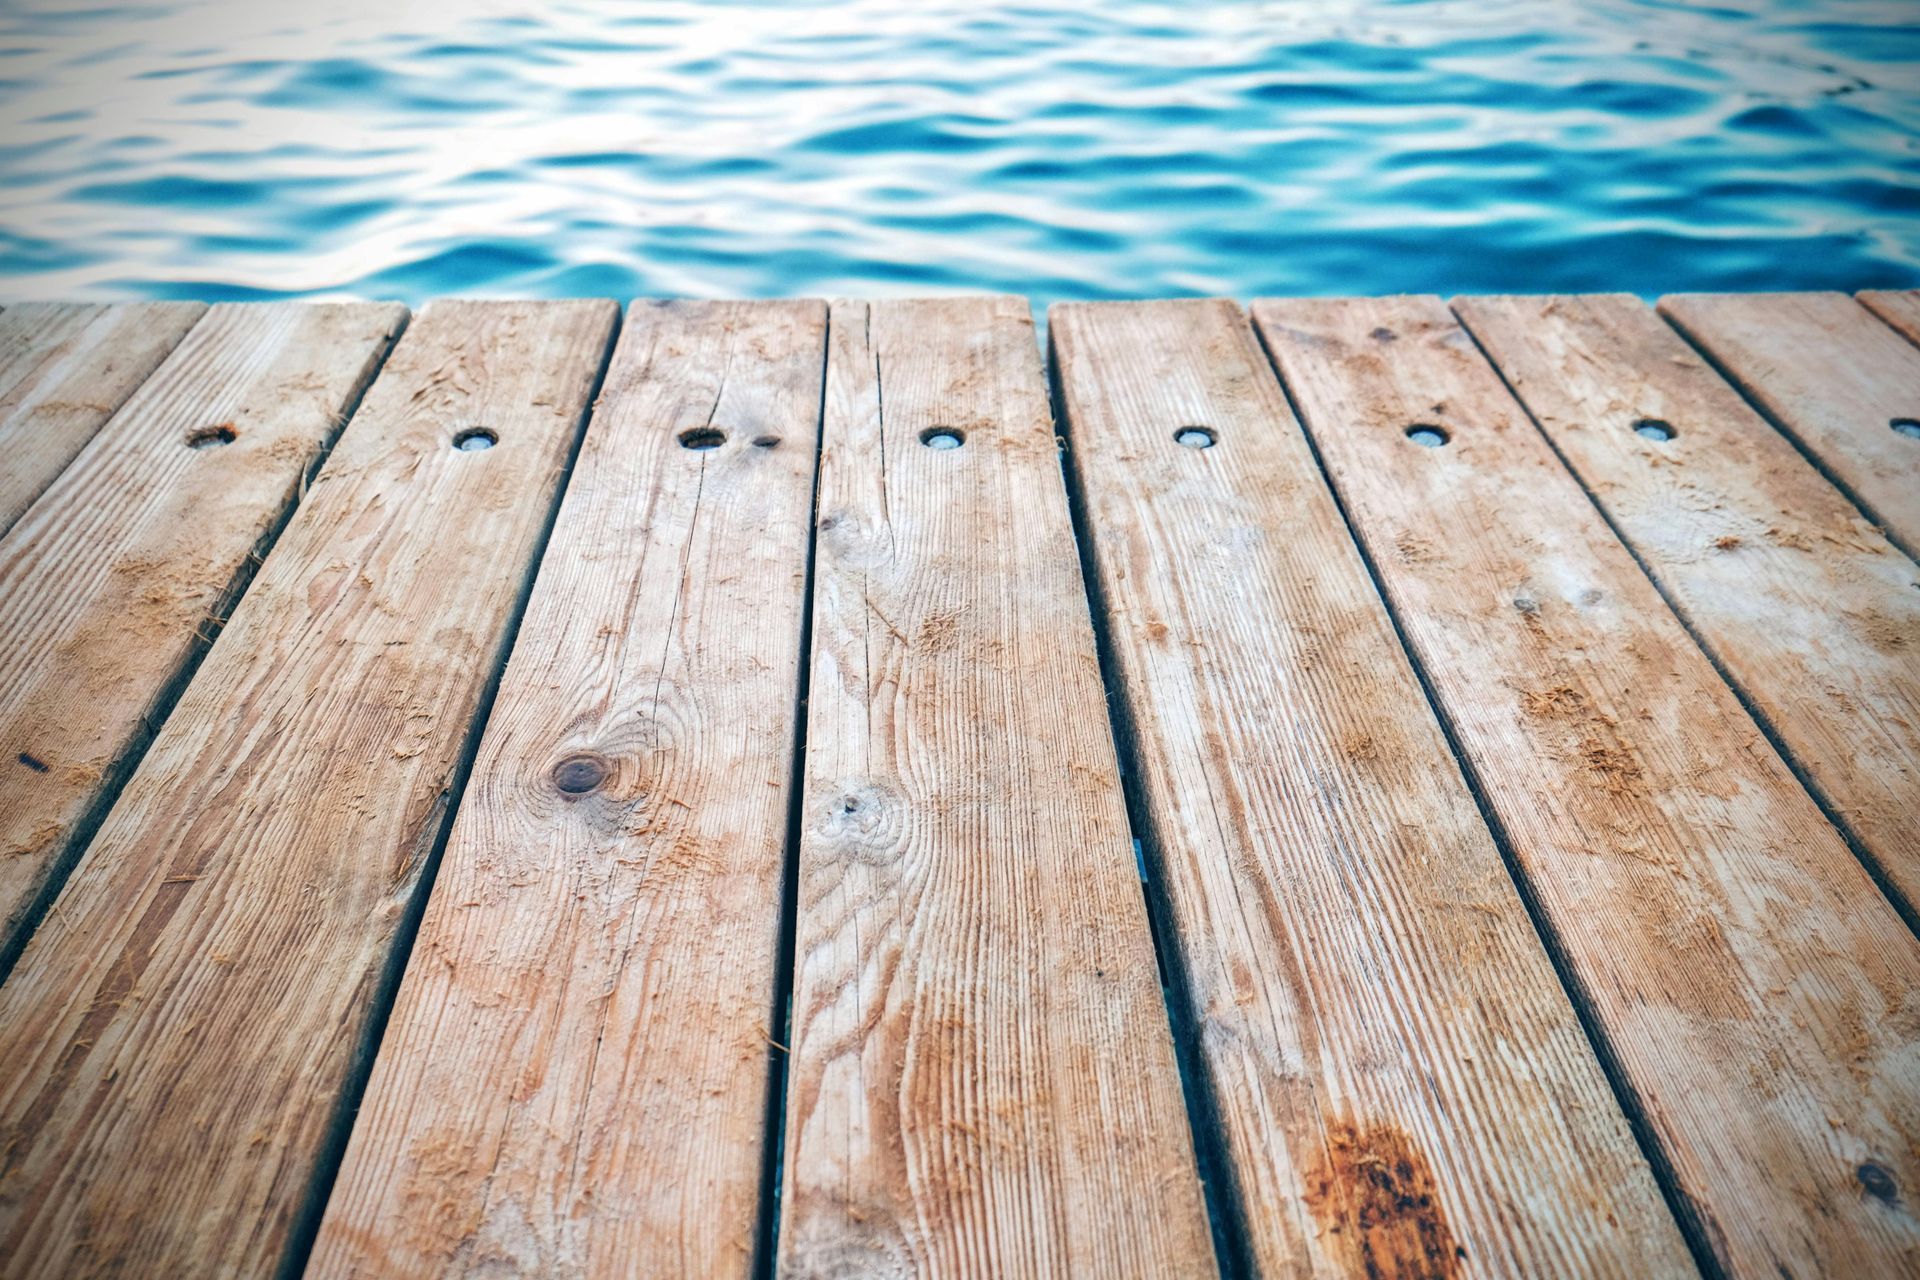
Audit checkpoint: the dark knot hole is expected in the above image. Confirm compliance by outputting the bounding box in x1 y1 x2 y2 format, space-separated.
551 753 611 795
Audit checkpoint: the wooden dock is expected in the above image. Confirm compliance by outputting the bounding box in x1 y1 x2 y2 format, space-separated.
0 291 1914 1279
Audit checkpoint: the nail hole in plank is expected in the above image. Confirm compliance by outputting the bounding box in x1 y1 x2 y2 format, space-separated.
186 423 237 450
1858 1161 1899 1206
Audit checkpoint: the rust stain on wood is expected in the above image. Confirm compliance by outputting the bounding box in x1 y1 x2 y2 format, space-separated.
1305 1118 1465 1280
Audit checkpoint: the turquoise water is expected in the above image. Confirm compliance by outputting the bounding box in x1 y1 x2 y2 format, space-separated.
2 0 1917 308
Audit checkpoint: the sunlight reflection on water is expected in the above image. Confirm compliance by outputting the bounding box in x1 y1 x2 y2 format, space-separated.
1 0 1916 307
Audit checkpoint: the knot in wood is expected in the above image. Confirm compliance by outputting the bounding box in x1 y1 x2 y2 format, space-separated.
551 752 611 796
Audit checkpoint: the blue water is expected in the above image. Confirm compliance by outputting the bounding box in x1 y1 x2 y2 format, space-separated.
2 0 1917 308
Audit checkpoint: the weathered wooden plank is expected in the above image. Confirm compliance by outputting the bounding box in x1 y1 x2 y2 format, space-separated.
1456 293 1920 916
0 300 617 1278
778 296 1215 1277
0 302 404 962
1050 298 1691 1279
1857 289 1920 349
1658 291 1920 555
0 302 206 535
1254 295 1920 1280
310 300 826 1278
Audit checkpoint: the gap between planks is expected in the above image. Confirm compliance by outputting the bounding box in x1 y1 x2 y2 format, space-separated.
1452 292 1920 935
0 302 407 977
309 300 820 1279
1254 294 1920 1280
1052 298 1691 1279
1659 291 1920 561
0 302 206 537
0 300 618 1279
775 296 1217 1277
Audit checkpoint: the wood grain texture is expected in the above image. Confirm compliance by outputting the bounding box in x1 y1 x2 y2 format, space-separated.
1455 293 1920 915
311 300 827 1278
0 302 404 960
1254 295 1920 1280
0 299 617 1279
1051 299 1691 1279
1658 291 1920 556
0 301 206 535
777 297 1215 1279
1858 288 1920 349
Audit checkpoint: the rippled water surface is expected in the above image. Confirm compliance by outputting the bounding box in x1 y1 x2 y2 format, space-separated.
2 0 1917 306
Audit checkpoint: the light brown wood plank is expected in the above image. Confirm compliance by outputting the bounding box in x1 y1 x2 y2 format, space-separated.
0 302 404 960
777 296 1215 1278
1051 298 1691 1279
0 302 206 535
1857 289 1920 350
1455 293 1920 916
1658 291 1920 555
1254 295 1920 1280
311 300 826 1278
0 299 617 1278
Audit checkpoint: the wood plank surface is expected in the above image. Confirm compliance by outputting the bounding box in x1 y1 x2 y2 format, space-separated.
311 300 827 1278
0 300 617 1278
777 296 1216 1277
0 302 404 963
1658 291 1920 556
1857 288 1920 347
1456 293 1920 916
0 301 206 535
1050 299 1691 1279
1254 295 1920 1280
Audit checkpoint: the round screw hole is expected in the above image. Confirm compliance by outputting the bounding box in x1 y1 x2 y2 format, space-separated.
1405 424 1449 448
921 427 964 450
1892 418 1920 440
752 435 781 448
1174 426 1216 449
679 427 725 451
551 753 610 796
186 424 236 450
1858 1161 1900 1206
453 427 497 452
1633 418 1676 442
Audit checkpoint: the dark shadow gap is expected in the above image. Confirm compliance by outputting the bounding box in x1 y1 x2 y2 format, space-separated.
751 305 832 1280
1858 293 1920 358
0 309 411 987
275 306 623 1280
1451 304 1920 943
1247 313 1728 1280
1658 304 1919 566
1046 325 1251 1280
